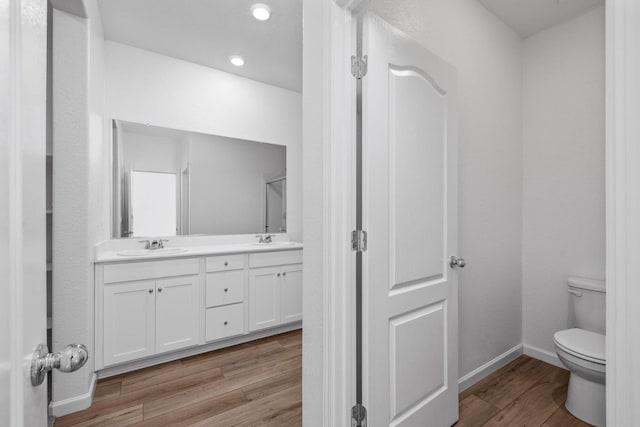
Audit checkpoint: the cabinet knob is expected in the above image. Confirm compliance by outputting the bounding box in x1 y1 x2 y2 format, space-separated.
277 273 281 277
157 288 163 292
224 288 228 292
224 321 228 326
283 272 286 276
148 289 154 293
224 261 228 266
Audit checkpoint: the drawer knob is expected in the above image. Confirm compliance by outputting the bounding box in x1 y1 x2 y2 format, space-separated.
224 321 228 326
157 288 163 292
283 272 286 276
148 289 154 293
277 273 281 277
224 288 228 292
224 261 228 266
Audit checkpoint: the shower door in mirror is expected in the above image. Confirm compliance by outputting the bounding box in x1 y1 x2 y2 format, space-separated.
265 177 287 233
362 12 459 427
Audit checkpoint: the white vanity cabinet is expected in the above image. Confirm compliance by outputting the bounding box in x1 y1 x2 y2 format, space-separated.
155 275 199 354
96 247 303 374
103 280 156 366
248 251 303 332
204 254 247 342
98 258 201 368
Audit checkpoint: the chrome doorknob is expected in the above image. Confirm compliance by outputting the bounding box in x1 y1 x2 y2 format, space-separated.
449 256 466 269
31 343 88 386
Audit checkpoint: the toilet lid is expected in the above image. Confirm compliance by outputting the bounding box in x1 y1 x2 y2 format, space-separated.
554 328 605 363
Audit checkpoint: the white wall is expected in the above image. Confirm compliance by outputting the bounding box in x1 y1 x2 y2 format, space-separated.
52 0 109 412
522 6 605 356
369 0 524 377
105 42 303 241
189 133 286 235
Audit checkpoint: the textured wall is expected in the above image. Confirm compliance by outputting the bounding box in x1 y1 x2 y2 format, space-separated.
105 42 303 242
522 6 605 356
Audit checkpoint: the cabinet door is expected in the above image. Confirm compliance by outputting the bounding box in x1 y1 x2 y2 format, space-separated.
281 264 303 323
103 280 155 366
155 275 199 354
249 266 281 331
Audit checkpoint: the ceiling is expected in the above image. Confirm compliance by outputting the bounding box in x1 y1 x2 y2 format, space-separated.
97 0 302 92
478 0 603 38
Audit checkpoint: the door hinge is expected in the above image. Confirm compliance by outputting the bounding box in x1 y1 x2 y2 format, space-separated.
351 230 368 252
351 55 368 79
351 403 367 427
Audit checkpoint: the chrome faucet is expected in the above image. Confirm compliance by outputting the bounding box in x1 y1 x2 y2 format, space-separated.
139 239 169 250
256 234 275 244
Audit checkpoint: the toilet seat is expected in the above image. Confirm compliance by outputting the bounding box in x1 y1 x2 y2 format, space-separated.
553 328 605 364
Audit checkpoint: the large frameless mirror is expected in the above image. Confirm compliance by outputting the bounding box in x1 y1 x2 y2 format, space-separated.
112 120 286 238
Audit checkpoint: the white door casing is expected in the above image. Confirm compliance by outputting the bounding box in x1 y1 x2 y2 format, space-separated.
0 0 48 424
362 13 459 427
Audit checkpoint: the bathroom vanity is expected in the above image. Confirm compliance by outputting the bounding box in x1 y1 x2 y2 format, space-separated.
94 242 302 376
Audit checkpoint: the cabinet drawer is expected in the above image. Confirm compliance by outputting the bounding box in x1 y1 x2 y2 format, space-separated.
205 303 245 342
104 258 200 284
249 250 302 268
205 254 245 272
206 270 244 308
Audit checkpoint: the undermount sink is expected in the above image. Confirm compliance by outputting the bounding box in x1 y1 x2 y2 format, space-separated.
251 241 297 248
117 247 188 257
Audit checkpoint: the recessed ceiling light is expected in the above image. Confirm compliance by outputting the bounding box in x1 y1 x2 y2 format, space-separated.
251 3 271 21
230 55 245 67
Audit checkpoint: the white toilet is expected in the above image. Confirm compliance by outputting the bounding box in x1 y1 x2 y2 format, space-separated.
553 277 606 427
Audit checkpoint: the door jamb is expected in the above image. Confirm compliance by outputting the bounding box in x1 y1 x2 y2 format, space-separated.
302 0 368 425
606 0 640 425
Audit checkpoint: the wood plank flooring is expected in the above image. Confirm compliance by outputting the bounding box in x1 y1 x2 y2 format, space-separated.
55 330 302 427
56 334 589 427
457 355 591 427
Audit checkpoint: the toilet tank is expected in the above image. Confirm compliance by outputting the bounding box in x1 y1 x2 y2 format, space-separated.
568 277 606 335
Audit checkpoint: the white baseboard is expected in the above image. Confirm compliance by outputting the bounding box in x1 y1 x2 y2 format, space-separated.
458 343 523 392
49 372 97 417
523 343 564 369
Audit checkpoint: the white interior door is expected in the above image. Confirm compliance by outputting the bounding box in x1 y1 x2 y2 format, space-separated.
0 0 49 425
362 13 459 427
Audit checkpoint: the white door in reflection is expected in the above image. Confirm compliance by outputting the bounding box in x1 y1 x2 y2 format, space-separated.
131 170 177 237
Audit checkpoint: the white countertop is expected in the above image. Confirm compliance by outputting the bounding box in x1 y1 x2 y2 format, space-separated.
95 242 303 263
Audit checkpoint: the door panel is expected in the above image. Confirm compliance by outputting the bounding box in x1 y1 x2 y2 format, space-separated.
104 280 156 366
363 13 458 427
389 66 445 289
248 267 281 331
156 276 199 353
281 264 303 323
0 0 48 422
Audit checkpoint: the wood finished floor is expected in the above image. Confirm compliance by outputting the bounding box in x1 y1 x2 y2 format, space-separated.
55 330 303 427
56 333 589 427
457 355 591 427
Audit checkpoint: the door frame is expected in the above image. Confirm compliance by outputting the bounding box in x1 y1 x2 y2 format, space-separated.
305 0 640 425
605 0 640 425
302 0 367 425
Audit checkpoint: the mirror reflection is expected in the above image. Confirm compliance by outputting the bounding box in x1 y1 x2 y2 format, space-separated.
112 120 286 238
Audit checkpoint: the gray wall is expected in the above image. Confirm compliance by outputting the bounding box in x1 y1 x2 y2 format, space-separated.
522 6 605 356
189 132 286 235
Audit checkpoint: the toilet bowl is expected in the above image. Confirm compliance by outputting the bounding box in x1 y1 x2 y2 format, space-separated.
553 277 606 427
554 328 605 427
